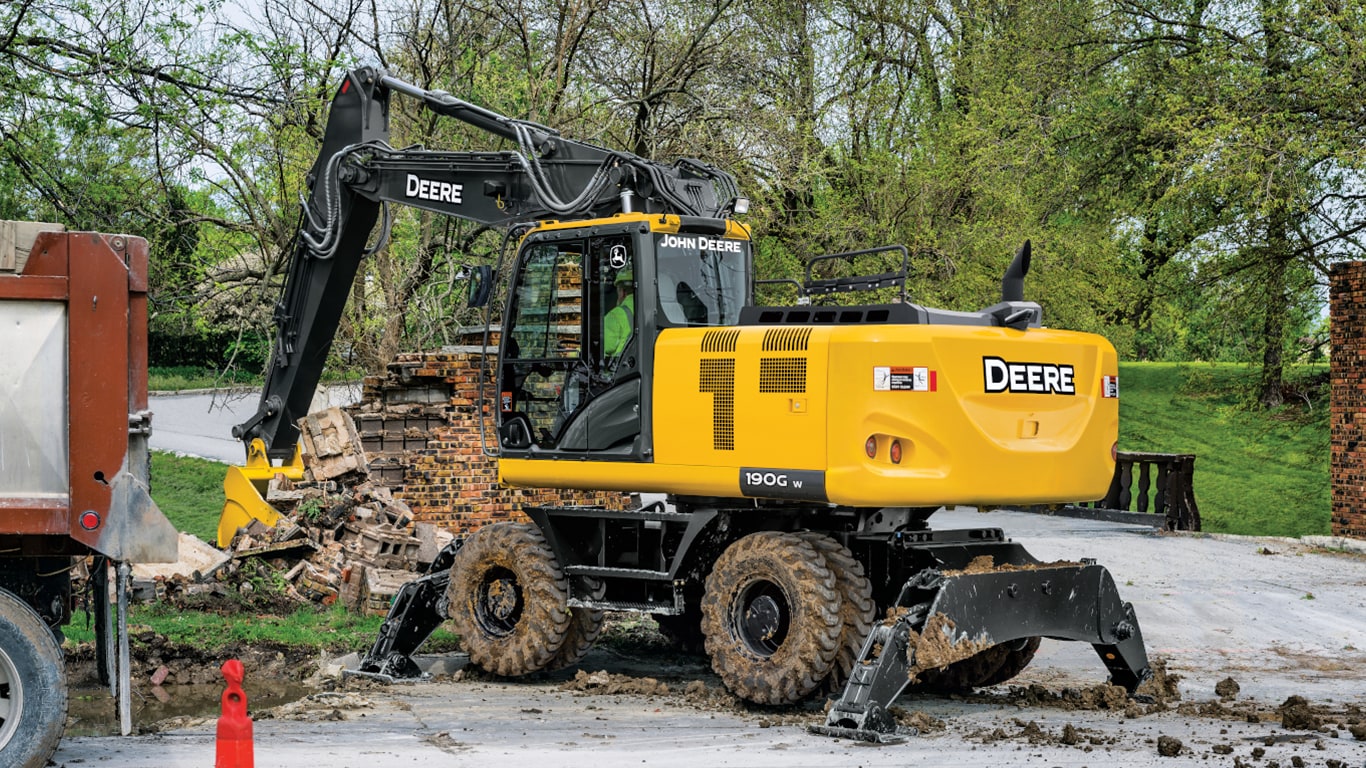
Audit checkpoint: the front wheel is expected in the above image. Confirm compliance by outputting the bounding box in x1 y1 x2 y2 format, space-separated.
0 588 67 768
700 532 843 704
445 523 572 676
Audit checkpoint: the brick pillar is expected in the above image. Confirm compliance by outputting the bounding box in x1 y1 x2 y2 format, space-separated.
1330 261 1366 538
349 348 630 535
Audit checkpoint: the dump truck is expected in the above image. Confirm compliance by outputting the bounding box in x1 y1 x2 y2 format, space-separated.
223 66 1151 742
0 221 178 766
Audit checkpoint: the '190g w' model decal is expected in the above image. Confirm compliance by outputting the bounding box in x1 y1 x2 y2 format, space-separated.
739 468 827 502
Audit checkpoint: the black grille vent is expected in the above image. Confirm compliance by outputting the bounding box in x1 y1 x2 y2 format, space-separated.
701 329 740 353
699 358 735 450
762 327 812 352
759 358 807 393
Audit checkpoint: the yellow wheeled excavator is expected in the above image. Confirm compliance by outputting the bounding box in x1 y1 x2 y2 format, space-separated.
223 66 1151 742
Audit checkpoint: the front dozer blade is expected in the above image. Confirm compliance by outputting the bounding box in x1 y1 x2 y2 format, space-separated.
813 561 1150 742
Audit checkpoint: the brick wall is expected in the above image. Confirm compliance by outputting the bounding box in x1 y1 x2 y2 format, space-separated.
348 348 630 534
1330 261 1366 539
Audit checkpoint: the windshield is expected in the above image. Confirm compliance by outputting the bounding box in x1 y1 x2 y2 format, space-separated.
653 233 749 327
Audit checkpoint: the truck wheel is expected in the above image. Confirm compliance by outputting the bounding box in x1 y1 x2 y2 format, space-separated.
0 588 67 768
700 532 843 704
544 608 604 672
446 523 571 676
797 532 874 694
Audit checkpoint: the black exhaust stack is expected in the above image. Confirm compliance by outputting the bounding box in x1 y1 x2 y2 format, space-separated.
1001 240 1031 302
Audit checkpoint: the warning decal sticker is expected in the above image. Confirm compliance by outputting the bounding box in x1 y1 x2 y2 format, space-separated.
1102 375 1119 399
874 366 937 392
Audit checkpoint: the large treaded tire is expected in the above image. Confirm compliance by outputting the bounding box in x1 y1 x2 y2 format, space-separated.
446 523 571 676
796 532 874 694
545 608 605 672
916 636 1042 690
0 588 67 768
700 531 843 705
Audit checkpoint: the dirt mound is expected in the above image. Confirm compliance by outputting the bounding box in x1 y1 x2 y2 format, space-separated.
560 669 671 696
65 630 318 688
967 717 1116 747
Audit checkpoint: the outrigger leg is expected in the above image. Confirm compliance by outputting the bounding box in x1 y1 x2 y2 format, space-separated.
350 540 464 682
812 559 1151 743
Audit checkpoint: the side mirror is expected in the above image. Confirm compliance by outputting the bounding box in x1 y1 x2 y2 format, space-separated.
467 265 493 307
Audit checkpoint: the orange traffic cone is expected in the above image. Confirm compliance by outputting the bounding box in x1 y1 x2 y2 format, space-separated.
216 659 254 768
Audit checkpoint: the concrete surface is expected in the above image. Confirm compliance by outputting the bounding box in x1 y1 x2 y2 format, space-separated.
51 508 1366 767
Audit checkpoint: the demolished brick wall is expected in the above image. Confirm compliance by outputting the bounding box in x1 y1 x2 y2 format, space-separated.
349 347 631 534
1331 261 1366 539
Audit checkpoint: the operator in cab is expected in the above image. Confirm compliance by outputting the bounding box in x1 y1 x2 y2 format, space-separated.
604 268 634 358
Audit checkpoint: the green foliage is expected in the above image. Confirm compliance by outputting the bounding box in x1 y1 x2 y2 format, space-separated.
1119 363 1329 537
149 451 229 543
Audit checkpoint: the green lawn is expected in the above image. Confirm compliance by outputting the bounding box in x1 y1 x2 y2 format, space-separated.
1118 362 1329 537
150 452 227 544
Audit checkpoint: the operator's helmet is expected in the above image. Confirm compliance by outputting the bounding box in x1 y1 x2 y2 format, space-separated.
614 268 634 287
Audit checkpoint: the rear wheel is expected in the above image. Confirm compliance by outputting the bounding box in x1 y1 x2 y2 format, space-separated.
700 532 843 704
446 523 571 676
545 608 605 672
0 588 67 768
796 532 874 694
916 636 1041 690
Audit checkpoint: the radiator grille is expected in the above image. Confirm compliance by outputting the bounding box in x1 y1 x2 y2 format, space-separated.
762 327 811 352
759 358 807 393
699 358 735 450
701 329 740 353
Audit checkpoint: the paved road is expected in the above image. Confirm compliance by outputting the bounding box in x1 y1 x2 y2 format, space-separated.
149 384 361 464
51 508 1366 767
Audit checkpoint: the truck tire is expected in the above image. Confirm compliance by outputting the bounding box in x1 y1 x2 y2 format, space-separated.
796 532 874 694
0 588 67 768
445 523 572 677
974 637 1041 687
700 532 843 704
544 608 604 672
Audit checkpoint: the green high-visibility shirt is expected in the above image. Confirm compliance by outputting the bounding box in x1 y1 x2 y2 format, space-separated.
604 294 634 358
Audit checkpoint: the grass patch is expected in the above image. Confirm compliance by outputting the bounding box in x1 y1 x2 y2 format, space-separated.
150 451 229 543
1119 362 1329 537
65 603 460 654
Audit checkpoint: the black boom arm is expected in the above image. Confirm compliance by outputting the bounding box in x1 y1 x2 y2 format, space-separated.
234 66 742 459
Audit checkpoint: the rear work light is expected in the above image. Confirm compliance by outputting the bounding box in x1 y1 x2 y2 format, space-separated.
889 440 903 464
865 436 877 459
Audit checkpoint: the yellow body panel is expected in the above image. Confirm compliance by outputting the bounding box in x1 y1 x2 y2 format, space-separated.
500 323 1119 507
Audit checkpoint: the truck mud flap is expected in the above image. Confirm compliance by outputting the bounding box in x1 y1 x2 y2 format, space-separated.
812 561 1151 743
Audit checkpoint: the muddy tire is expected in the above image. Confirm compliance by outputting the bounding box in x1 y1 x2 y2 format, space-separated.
917 636 1041 691
796 532 874 694
446 523 571 676
545 608 605 672
0 588 67 768
700 532 843 704
975 637 1041 687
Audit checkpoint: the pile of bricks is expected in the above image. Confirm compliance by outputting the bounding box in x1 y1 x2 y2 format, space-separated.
1330 261 1366 539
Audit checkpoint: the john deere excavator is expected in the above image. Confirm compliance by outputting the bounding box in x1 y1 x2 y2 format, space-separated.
225 66 1151 742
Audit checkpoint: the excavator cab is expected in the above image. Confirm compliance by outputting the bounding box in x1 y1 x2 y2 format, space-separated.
494 216 751 460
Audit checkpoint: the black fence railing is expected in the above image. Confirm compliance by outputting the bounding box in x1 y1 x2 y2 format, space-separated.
1069 451 1201 531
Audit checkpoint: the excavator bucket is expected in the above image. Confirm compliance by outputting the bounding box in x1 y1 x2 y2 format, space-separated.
218 439 305 547
813 561 1151 743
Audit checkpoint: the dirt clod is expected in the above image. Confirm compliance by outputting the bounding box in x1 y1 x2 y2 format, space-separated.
1280 696 1323 730
1215 676 1241 699
560 669 670 697
1348 723 1366 741
1157 735 1183 756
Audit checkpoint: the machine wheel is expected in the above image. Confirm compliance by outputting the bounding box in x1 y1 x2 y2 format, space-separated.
796 532 874 694
544 608 605 672
700 532 843 705
0 588 68 768
446 523 572 676
916 636 1041 691
975 637 1041 687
